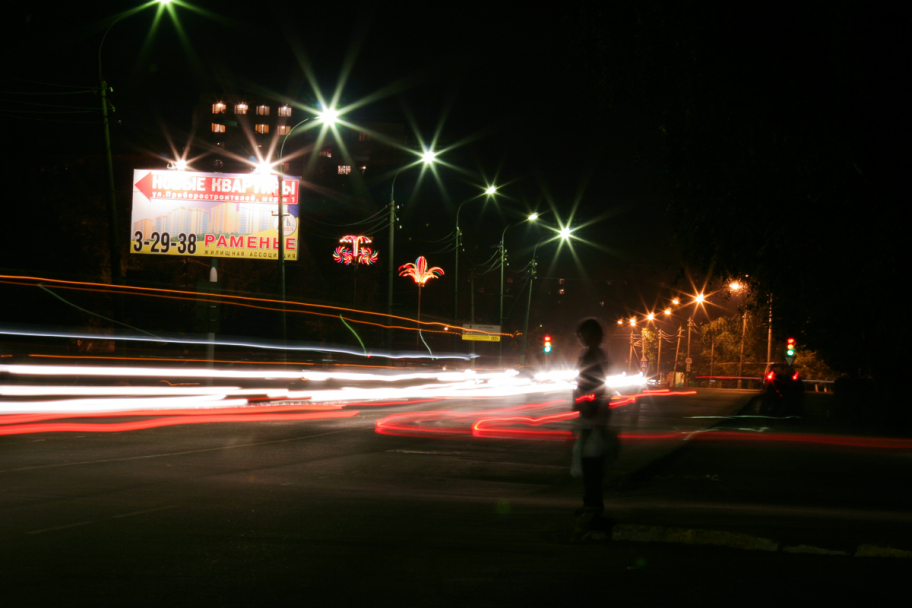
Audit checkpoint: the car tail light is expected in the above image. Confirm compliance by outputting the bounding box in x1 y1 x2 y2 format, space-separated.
792 372 799 381
767 371 775 380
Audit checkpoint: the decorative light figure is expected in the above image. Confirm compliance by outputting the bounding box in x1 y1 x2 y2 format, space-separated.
399 256 444 285
399 256 444 331
333 235 379 265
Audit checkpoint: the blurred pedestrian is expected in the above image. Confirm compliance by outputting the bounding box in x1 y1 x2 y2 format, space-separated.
570 318 615 540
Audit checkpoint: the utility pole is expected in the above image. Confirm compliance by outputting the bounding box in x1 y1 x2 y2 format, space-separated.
657 329 663 384
498 242 506 367
386 174 399 353
709 333 715 382
519 257 537 367
672 326 683 386
685 316 693 387
766 294 773 366
628 330 635 373
470 268 476 368
738 312 747 388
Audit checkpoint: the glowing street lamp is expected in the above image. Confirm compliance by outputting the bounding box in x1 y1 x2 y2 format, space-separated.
519 227 574 366
499 213 538 366
97 0 176 291
387 148 439 350
455 184 499 326
271 106 341 358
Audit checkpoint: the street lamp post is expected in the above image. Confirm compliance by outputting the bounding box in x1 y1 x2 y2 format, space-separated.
498 213 538 367
272 110 337 360
386 150 437 351
455 185 497 325
518 235 551 368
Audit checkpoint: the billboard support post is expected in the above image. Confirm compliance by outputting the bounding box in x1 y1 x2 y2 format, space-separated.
277 171 286 365
206 258 218 385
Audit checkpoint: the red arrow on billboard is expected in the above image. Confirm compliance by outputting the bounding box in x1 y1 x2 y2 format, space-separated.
135 171 154 200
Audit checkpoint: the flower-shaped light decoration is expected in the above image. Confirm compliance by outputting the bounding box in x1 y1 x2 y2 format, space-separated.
334 235 379 265
399 256 444 285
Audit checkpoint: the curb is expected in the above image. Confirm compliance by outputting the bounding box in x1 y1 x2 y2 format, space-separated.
610 524 912 558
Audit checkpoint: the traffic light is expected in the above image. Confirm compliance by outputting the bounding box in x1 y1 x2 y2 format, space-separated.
785 337 796 365
543 335 552 353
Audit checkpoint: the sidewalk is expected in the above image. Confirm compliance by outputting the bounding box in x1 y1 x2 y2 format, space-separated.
597 391 912 556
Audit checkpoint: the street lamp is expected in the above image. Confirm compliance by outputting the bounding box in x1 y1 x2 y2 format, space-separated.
387 149 438 349
519 228 573 367
454 185 499 326
498 213 538 366
268 108 339 359
97 0 173 290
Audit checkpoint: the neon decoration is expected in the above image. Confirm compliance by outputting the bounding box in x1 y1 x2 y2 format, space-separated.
333 235 379 265
398 256 444 285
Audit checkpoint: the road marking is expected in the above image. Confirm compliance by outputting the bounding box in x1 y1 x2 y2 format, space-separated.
0 427 360 474
388 450 465 455
27 520 96 535
111 505 178 519
26 505 179 535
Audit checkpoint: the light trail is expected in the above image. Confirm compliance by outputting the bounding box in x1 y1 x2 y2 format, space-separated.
0 326 473 361
0 410 360 437
0 274 508 338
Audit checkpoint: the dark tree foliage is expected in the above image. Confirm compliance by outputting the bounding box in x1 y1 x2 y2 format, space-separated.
564 1 906 388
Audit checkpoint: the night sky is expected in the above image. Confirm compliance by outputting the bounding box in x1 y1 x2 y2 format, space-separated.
2 1 905 373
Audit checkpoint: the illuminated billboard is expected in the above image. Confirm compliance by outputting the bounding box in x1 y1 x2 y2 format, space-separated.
129 169 301 260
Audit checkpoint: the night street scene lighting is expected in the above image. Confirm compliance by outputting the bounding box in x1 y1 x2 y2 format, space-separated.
0 2 908 605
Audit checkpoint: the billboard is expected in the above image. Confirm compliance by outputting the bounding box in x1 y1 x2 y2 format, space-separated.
129 169 301 260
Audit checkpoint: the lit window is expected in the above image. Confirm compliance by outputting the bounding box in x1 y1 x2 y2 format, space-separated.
278 106 292 117
256 105 270 116
235 103 248 115
338 165 351 175
319 148 332 158
359 133 371 141
559 278 565 284
255 124 269 134
360 165 367 174
211 123 225 133
277 125 291 135
507 277 513 284
212 102 226 114
559 289 565 295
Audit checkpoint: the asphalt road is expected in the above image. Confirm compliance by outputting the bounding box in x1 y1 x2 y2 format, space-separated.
1 387 908 605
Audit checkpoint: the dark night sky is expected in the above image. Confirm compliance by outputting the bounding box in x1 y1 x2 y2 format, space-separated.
3 1 902 342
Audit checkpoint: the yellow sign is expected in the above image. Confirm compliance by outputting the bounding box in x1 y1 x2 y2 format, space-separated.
462 334 500 342
462 324 501 342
